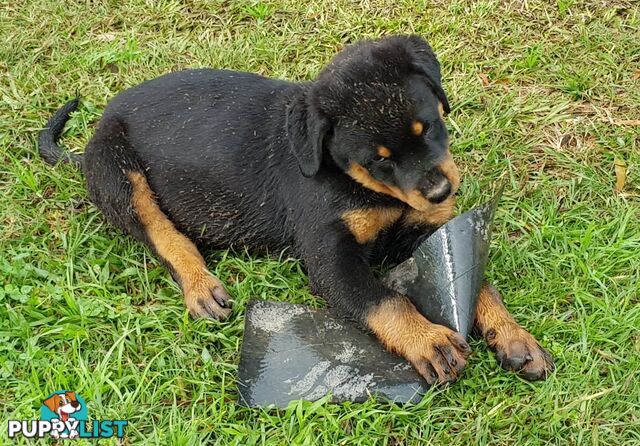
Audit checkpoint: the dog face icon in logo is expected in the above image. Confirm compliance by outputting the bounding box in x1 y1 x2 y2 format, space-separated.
40 391 88 439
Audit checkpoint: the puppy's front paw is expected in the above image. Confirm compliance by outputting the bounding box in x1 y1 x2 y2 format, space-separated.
404 323 471 385
367 296 471 384
184 271 232 320
486 322 554 381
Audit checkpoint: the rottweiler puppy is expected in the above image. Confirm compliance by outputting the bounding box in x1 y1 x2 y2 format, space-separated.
40 35 553 383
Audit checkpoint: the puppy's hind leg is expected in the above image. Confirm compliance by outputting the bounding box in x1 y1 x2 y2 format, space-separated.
84 116 232 320
127 171 232 319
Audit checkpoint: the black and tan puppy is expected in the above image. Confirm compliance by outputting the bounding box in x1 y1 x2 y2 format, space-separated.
40 35 553 383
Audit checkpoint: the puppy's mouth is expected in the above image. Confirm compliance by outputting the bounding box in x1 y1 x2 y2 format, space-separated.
348 162 458 211
397 189 435 211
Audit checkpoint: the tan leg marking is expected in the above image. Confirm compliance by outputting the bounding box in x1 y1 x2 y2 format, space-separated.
367 296 471 384
341 207 403 244
128 171 231 320
475 284 554 380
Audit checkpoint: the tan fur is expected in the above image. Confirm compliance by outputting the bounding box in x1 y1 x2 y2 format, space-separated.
411 120 424 136
128 172 229 318
475 283 543 352
403 195 456 227
475 284 516 338
439 153 460 191
377 145 391 158
348 163 431 211
342 208 403 244
366 296 440 357
401 151 459 227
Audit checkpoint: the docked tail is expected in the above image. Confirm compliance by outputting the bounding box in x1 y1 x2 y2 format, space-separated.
38 98 83 167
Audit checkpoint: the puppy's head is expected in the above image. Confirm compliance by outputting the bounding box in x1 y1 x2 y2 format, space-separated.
43 391 81 415
286 35 459 211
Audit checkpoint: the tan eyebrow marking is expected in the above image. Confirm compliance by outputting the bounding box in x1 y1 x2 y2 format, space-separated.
411 121 424 136
377 145 391 158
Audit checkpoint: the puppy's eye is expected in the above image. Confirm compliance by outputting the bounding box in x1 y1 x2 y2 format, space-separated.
370 156 394 170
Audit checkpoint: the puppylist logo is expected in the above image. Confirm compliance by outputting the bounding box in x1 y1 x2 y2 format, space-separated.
8 390 127 440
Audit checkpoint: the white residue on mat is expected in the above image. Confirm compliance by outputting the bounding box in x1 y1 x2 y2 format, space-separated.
288 362 376 401
472 208 493 242
322 319 343 330
248 301 307 333
335 342 366 363
392 362 413 371
326 365 375 401
383 257 418 294
290 361 331 395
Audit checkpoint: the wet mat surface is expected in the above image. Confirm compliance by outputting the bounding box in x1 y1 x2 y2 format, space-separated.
237 300 427 408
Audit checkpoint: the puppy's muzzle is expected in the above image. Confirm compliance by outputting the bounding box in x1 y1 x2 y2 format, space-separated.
425 177 452 203
419 169 453 204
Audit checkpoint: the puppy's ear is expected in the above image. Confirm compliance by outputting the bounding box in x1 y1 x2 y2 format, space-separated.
405 36 451 114
286 92 331 177
66 392 76 401
43 395 60 412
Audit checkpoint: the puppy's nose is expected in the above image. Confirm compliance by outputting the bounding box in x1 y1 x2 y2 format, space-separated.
71 401 80 408
426 178 452 203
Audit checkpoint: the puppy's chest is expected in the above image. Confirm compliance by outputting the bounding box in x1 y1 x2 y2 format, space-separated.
340 203 455 245
341 207 404 244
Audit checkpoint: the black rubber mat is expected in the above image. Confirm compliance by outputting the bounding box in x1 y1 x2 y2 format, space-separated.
237 300 427 407
237 191 502 407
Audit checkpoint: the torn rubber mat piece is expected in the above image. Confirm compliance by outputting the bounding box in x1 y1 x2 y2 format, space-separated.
384 188 502 337
237 190 502 407
237 300 427 408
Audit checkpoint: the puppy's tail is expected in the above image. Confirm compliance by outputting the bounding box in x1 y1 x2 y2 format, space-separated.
38 98 83 168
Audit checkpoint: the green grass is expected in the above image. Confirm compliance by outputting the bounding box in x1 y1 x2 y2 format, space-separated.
1 0 639 444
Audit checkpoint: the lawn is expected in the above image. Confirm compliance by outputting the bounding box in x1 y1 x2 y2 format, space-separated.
1 0 639 444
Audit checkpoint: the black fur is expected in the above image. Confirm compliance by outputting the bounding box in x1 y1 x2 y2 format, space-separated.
38 97 83 167
42 35 453 323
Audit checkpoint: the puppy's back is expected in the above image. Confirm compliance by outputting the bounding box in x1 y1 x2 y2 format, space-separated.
103 69 293 158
